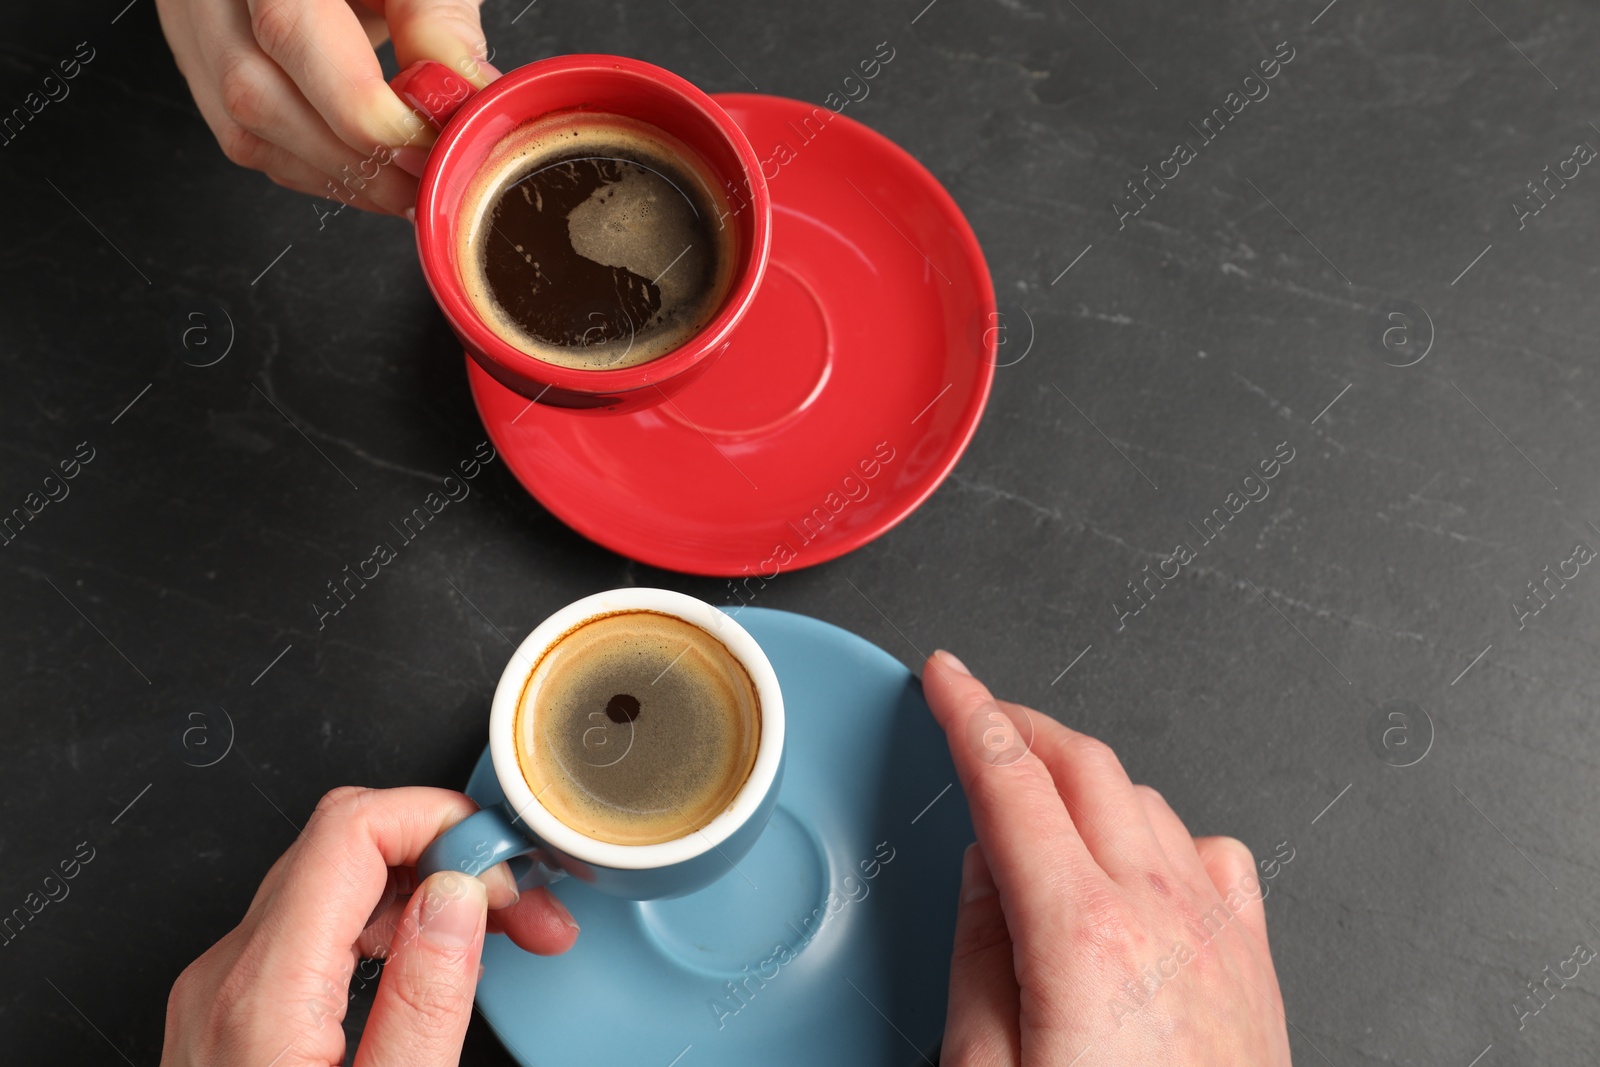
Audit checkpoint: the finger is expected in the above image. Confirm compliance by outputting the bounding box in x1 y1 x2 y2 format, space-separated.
385 0 501 88
346 0 391 48
153 0 203 93
196 2 418 213
216 57 416 214
268 158 392 216
348 862 576 959
173 16 399 216
255 788 518 913
352 876 553 995
997 701 1166 885
486 885 581 956
1132 785 1215 901
161 8 320 200
1193 836 1269 948
355 871 485 1067
249 787 510 987
922 652 1101 942
245 0 434 156
356 862 522 959
942 844 1021 1067
356 885 413 960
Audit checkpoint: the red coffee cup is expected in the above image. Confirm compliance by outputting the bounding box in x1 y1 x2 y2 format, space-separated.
391 56 773 412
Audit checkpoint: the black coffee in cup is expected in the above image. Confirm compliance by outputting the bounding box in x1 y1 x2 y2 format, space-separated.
457 113 738 370
514 610 761 846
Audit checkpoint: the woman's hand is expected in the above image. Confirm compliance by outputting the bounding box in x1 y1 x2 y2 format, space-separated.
154 0 501 216
161 785 578 1066
923 651 1292 1065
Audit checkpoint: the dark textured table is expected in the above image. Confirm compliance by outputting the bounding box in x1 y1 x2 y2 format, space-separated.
4 1 1599 1063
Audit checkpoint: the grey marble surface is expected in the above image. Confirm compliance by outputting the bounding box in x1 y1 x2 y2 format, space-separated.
4 0 1599 1063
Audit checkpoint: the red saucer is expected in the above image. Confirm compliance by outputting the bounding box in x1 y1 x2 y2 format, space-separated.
467 93 996 577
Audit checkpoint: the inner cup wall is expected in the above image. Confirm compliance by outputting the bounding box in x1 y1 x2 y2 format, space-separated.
512 608 763 848
432 69 760 371
486 588 786 873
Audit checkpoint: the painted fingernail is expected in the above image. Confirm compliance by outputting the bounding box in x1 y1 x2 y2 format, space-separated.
391 146 429 179
421 872 485 948
960 843 995 903
936 649 970 676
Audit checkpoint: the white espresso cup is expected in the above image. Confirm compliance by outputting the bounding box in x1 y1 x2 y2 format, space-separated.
417 588 785 900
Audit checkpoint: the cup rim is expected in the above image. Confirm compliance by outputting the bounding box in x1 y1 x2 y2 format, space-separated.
488 588 784 870
413 54 773 399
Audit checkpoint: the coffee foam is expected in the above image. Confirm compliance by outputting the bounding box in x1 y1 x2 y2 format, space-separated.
456 113 737 370
515 610 761 847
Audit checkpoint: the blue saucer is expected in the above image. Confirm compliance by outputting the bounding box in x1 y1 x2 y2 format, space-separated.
465 607 973 1066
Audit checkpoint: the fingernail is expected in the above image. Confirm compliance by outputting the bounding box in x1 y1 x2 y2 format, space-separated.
960 843 995 903
403 206 417 225
421 872 485 948
482 862 520 905
458 54 503 90
386 106 437 150
544 888 580 931
936 649 971 676
391 147 429 179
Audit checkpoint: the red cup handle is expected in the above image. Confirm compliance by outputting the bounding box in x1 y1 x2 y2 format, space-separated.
389 60 481 131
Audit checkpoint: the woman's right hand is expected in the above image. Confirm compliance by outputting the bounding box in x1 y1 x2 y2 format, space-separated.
923 650 1293 1065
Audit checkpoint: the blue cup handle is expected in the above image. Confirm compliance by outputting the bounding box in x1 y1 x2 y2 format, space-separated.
417 803 567 890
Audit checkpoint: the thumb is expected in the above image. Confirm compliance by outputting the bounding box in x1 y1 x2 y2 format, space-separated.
355 870 487 1067
385 0 502 89
941 843 1021 1066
